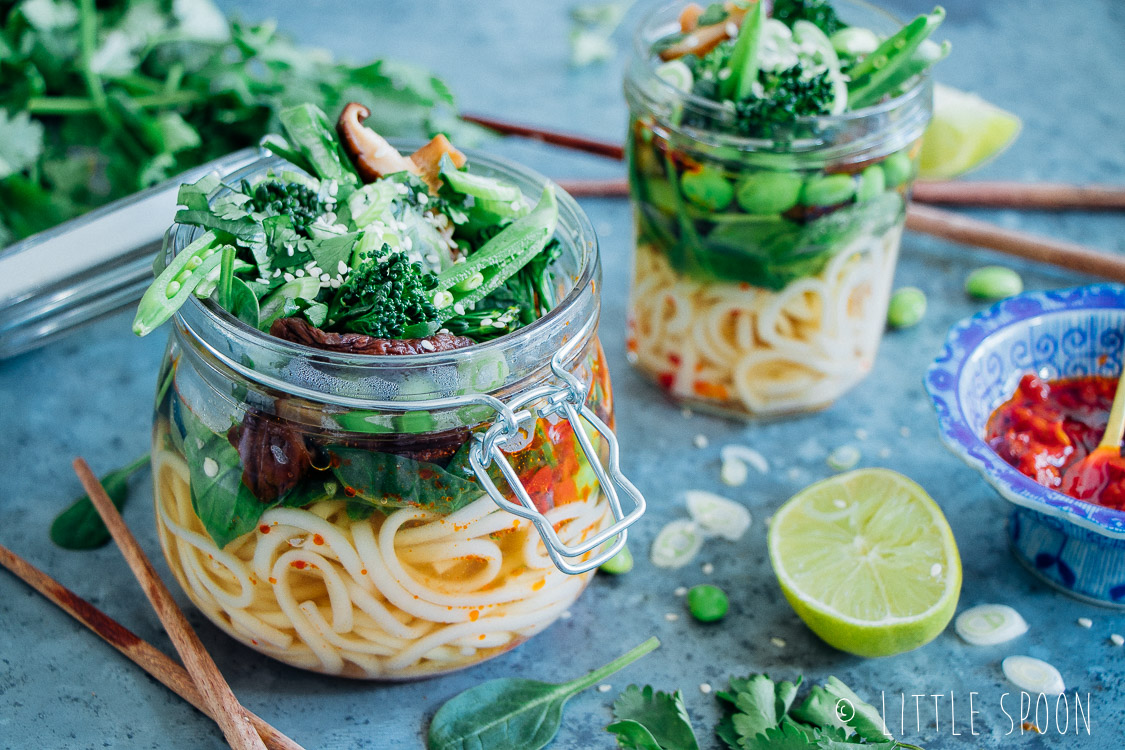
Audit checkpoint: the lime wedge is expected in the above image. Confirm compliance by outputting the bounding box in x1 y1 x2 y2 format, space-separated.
767 468 961 657
918 84 1021 179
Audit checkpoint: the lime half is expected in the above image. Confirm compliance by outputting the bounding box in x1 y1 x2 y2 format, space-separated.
918 84 1021 179
768 468 961 657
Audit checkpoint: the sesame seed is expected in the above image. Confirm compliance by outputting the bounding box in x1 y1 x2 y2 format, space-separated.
725 21 738 37
329 279 341 288
420 340 436 351
597 684 612 693
321 274 330 282
481 318 494 328
699 683 713 695
417 193 429 204
283 272 294 282
771 637 787 648
286 246 294 257
1112 634 1124 647
854 428 868 440
693 434 709 449
338 260 349 275
665 612 680 622
203 458 218 478
701 562 714 575
560 610 572 620
674 587 688 597
295 269 305 277
1077 617 1093 628
272 269 281 278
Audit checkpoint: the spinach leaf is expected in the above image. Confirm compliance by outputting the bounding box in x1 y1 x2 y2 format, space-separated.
49 453 150 550
608 685 700 750
180 406 262 548
328 446 482 514
428 637 660 750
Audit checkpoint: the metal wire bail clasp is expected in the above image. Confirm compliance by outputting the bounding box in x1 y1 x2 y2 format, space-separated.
467 350 646 575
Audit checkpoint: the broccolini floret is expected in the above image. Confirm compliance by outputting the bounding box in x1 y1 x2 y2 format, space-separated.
771 0 846 35
245 180 324 236
734 66 835 137
327 246 440 338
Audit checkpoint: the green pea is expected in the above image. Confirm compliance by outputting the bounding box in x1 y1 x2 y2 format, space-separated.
856 165 886 203
886 287 927 329
735 171 803 215
687 584 729 622
966 266 1023 300
680 166 734 211
881 150 914 187
800 174 856 206
599 543 634 575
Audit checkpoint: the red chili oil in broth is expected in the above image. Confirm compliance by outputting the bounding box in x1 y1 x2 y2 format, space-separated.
985 373 1125 510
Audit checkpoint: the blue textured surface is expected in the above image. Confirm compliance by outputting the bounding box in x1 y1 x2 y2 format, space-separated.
2 1 1124 748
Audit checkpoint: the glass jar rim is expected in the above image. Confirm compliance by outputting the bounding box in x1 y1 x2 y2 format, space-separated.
168 147 602 407
626 0 932 154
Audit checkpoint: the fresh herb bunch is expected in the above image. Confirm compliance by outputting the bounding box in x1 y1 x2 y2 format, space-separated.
771 0 845 35
245 181 324 237
734 66 835 137
132 101 561 349
0 0 481 249
327 248 440 338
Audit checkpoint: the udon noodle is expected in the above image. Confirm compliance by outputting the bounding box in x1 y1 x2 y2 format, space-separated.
627 224 901 416
153 442 610 678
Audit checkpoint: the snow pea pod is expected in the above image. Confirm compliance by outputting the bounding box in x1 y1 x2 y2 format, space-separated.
847 8 945 108
132 230 225 336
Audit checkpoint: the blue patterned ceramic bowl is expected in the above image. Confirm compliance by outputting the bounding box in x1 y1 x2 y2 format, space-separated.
926 284 1125 608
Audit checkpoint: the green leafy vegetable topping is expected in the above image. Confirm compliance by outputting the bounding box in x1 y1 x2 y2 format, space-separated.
734 66 835 137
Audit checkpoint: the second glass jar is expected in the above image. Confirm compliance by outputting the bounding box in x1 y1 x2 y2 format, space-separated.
624 0 933 418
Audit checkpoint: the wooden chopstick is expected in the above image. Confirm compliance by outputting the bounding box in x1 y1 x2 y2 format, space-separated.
904 203 1125 282
461 113 626 160
74 458 269 750
552 177 1124 281
467 114 1125 212
0 543 303 750
912 181 1125 211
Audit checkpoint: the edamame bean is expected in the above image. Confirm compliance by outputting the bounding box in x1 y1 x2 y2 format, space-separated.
687 584 729 622
886 286 927 329
680 166 734 211
599 544 634 575
856 164 886 202
735 171 803 214
800 173 856 206
882 150 914 187
966 266 1023 300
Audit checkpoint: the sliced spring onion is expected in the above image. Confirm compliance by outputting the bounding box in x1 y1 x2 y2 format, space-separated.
1001 656 1065 696
827 444 861 472
720 457 748 487
655 59 694 91
721 445 769 474
650 520 704 569
955 604 1029 646
685 490 751 541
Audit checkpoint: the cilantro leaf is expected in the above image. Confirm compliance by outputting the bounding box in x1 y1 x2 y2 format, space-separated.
609 685 700 750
